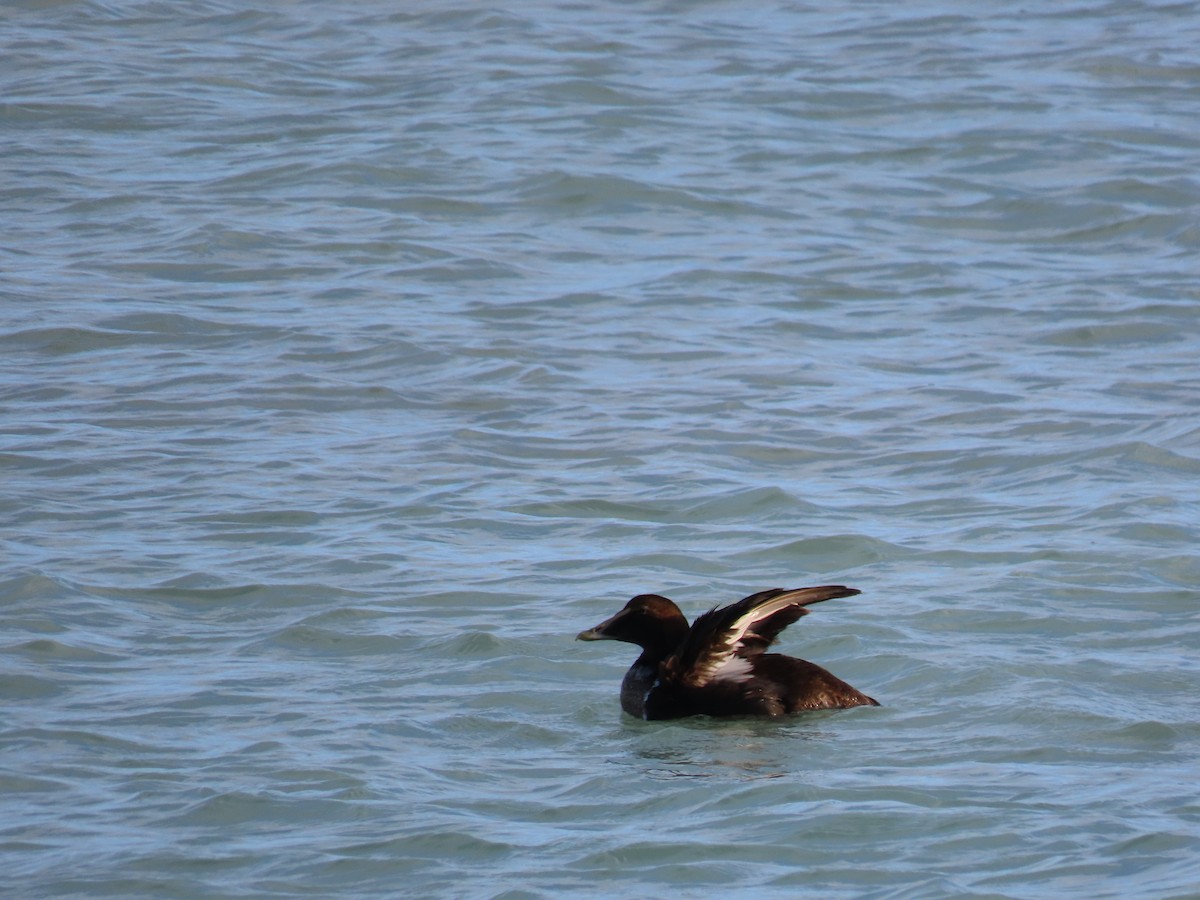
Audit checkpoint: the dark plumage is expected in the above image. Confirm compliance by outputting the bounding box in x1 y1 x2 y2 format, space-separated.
576 586 878 720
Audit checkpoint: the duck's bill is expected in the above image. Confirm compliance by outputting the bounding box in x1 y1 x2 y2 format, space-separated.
576 611 622 641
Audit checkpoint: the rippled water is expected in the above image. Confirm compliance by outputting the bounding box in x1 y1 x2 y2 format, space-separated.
3 1 1199 897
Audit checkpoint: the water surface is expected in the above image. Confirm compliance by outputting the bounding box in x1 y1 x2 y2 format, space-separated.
2 1 1199 897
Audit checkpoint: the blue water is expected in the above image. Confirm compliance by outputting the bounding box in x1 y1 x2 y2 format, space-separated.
3 1 1199 897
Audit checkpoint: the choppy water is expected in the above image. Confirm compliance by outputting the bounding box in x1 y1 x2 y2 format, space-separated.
3 1 1200 897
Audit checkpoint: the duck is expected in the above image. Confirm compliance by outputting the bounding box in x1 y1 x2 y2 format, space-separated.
577 585 878 720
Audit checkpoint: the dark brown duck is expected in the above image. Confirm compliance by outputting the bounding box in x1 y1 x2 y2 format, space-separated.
577 585 878 720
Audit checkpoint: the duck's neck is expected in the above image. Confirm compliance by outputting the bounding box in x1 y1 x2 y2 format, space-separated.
619 618 687 719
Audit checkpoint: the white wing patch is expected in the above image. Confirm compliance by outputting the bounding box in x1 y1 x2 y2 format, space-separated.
709 655 754 683
720 592 810 651
689 590 818 686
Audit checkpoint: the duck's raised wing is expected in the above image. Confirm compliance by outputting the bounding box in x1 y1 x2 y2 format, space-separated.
665 586 861 688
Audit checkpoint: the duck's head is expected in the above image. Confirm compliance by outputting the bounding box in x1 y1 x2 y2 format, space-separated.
576 593 689 654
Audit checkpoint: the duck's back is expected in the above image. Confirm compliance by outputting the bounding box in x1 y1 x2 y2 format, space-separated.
754 654 879 712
